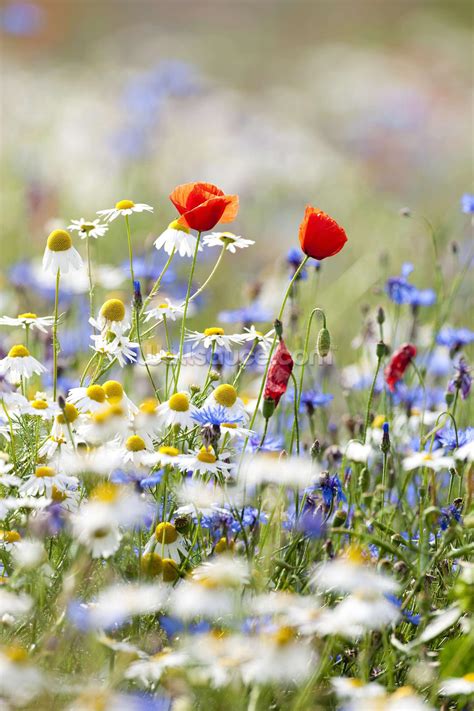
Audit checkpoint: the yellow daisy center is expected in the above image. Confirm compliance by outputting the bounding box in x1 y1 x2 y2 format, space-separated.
8 344 30 358
17 312 37 319
155 521 178 544
159 446 179 457
214 537 234 554
392 687 415 700
103 380 123 403
31 399 48 410
197 446 217 464
51 486 67 502
35 466 55 478
86 384 106 403
272 626 295 646
463 673 474 682
162 558 179 582
0 530 21 544
219 232 237 243
56 403 79 423
100 298 125 322
92 405 124 424
158 303 169 309
139 399 158 415
168 219 190 233
141 552 163 576
90 482 119 503
213 384 237 408
345 544 365 565
47 229 72 252
168 393 189 412
222 423 237 429
115 199 135 210
5 645 28 663
422 453 434 461
126 435 146 452
204 327 225 337
348 679 365 688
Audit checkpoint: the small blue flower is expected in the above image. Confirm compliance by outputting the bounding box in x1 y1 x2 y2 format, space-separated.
436 326 474 349
298 389 334 411
218 302 271 324
461 193 474 214
191 405 244 427
385 263 436 307
439 504 462 531
435 426 474 452
385 594 420 625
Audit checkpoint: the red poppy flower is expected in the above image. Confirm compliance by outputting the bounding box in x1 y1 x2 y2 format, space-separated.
298 206 348 260
169 182 239 233
384 343 417 392
264 338 294 408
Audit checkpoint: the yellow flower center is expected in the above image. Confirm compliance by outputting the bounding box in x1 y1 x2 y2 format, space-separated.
392 687 415 700
272 626 295 646
214 537 234 554
115 199 135 210
204 327 225 337
345 544 365 565
92 405 124 424
0 530 21 544
86 384 106 403
213 384 237 408
18 312 37 319
103 380 123 403
222 423 237 429
219 232 237 243
162 558 179 582
139 398 158 415
56 403 79 423
47 229 72 252
31 399 48 410
168 393 189 412
8 344 30 358
100 298 125 322
90 482 119 503
155 522 178 544
5 645 28 663
158 303 169 309
141 552 163 576
372 414 386 429
168 219 190 233
463 673 474 682
159 446 179 457
422 453 434 461
51 486 67 502
348 679 365 688
35 466 55 478
126 435 146 452
197 446 217 464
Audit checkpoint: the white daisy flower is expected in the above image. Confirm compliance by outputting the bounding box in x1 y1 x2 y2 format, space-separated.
144 298 185 323
145 445 186 469
439 674 474 696
403 450 455 472
203 383 248 421
102 379 138 416
202 231 254 253
0 528 23 551
0 345 46 383
90 298 129 335
77 406 130 445
179 445 235 478
0 454 21 487
68 217 109 239
121 434 155 468
0 312 54 333
97 199 153 222
67 384 107 413
345 440 373 464
154 219 200 258
20 465 78 498
132 398 162 438
92 333 138 367
156 391 196 429
42 229 83 274
145 520 186 563
455 439 474 462
0 646 44 706
22 392 60 419
311 546 399 595
241 325 275 355
125 649 187 686
142 349 179 367
185 326 245 352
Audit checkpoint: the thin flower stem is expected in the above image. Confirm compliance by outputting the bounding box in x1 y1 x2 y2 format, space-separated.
173 232 202 390
362 356 382 444
52 268 60 400
289 372 300 455
140 248 176 315
86 236 94 318
135 307 161 402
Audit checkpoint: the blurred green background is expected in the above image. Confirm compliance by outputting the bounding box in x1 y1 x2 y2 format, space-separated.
0 0 472 352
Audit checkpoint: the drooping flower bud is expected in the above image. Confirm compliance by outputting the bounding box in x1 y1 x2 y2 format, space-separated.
317 327 331 358
263 338 294 418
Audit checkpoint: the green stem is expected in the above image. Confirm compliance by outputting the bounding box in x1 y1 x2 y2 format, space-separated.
86 236 94 318
52 268 60 400
173 232 202 390
141 247 176 315
362 356 382 444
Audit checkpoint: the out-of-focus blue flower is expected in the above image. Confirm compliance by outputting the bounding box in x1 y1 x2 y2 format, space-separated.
247 433 284 452
391 383 445 410
461 193 474 214
448 357 471 400
439 504 462 531
296 508 325 539
139 470 164 488
436 326 474 350
287 247 309 279
159 615 209 639
435 426 474 452
385 594 420 625
121 253 175 284
422 348 452 378
0 2 44 36
386 262 436 307
218 302 271 324
296 388 334 412
191 405 243 427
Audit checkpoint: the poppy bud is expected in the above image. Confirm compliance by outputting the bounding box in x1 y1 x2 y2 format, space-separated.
317 327 331 359
263 338 294 416
262 397 276 420
376 340 389 359
358 467 370 492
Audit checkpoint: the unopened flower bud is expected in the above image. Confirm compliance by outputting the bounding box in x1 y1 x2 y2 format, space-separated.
317 328 331 358
209 370 220 382
310 440 321 460
262 397 276 420
58 395 66 410
189 384 201 395
174 515 191 534
376 307 385 325
445 391 455 407
332 509 347 527
274 318 283 340
358 467 370 492
133 280 142 310
399 207 411 217
380 422 391 454
376 340 388 359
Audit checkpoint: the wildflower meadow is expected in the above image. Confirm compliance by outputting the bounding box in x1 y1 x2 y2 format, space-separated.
0 3 473 710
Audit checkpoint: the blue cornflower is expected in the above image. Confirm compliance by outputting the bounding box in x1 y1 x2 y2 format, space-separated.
317 473 346 508
436 326 474 350
385 262 436 307
0 3 44 37
191 405 243 427
218 302 271 324
436 426 474 452
461 193 474 214
297 508 325 539
247 432 284 453
287 248 308 279
139 470 165 488
297 388 334 412
439 504 463 531
385 594 420 625
448 357 471 400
